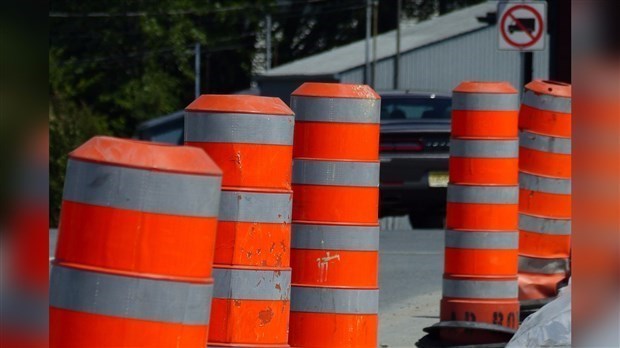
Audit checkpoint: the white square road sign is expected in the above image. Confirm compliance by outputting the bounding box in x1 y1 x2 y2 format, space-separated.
498 1 546 51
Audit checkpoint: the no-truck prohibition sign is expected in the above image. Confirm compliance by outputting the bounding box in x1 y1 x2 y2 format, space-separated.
498 2 546 51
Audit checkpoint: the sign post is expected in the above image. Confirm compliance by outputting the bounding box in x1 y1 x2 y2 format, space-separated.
498 1 547 86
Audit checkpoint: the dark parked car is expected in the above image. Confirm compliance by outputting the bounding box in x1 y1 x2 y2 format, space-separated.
379 91 451 228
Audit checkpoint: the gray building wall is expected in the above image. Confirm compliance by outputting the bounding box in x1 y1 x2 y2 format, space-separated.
339 25 550 93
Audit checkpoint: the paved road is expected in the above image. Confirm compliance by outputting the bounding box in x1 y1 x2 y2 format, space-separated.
50 216 444 348
379 216 444 347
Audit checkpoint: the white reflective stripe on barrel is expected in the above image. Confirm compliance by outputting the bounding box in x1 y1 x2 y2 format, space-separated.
292 159 379 187
519 214 571 235
292 224 380 251
519 172 571 194
219 190 291 223
290 286 379 314
63 159 221 217
442 278 518 299
450 139 518 158
445 230 518 250
447 184 518 204
452 93 519 111
519 130 571 154
50 265 212 325
290 96 380 124
212 268 291 300
184 112 294 145
518 256 570 274
522 89 572 114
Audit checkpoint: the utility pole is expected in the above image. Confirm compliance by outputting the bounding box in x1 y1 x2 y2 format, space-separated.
194 42 201 98
394 0 401 90
365 0 371 84
265 14 272 71
371 0 378 87
522 51 533 86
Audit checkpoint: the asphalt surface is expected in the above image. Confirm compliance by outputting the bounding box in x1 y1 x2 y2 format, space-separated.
49 216 444 348
378 216 444 347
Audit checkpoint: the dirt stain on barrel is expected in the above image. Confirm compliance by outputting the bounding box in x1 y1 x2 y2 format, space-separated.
258 307 274 326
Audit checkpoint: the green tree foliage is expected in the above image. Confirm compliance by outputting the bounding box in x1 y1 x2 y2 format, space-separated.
50 0 271 134
49 0 272 224
50 0 484 225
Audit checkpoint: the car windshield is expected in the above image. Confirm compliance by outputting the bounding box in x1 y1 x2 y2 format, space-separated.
380 96 451 120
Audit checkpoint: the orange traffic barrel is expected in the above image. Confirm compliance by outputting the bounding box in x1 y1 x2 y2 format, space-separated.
292 158 380 225
451 81 519 139
209 266 291 347
449 139 518 185
208 190 292 347
185 95 294 347
289 83 380 348
50 136 222 347
291 82 380 161
518 80 572 308
429 81 520 345
185 94 294 191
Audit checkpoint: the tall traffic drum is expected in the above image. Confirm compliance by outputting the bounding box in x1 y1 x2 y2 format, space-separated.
50 136 222 347
185 95 294 347
185 95 294 191
289 83 381 348
431 82 520 345
517 80 572 309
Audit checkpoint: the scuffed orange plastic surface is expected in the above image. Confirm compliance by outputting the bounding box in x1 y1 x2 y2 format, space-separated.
186 95 294 115
444 248 518 276
525 79 571 98
292 185 378 224
446 203 518 231
519 189 571 218
291 82 380 99
186 142 293 190
214 221 291 267
519 148 571 178
452 110 518 138
209 298 290 345
57 201 218 279
519 230 571 259
70 136 222 176
293 122 379 161
288 312 378 348
50 307 209 347
453 81 517 94
518 272 567 300
440 297 519 329
449 157 518 185
519 104 571 137
290 249 378 287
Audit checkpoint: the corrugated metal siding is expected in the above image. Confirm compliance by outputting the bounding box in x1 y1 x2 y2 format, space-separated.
263 24 550 100
373 59 394 90
400 26 518 92
339 68 364 84
342 26 550 93
339 58 393 90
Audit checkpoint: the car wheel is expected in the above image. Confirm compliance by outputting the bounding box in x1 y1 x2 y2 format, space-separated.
408 213 445 229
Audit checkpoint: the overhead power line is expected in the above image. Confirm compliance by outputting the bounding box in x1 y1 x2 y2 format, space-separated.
49 0 332 18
